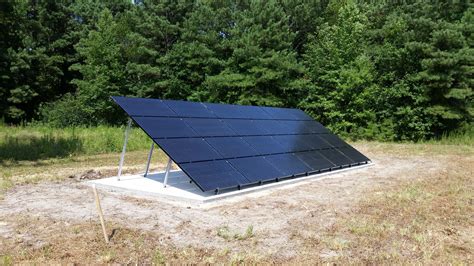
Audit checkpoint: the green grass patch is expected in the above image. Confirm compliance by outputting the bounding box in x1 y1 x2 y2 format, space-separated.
0 125 150 161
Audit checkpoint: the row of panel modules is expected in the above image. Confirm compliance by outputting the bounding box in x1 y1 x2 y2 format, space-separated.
112 96 371 192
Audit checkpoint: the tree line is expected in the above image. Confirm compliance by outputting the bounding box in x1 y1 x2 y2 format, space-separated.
0 0 472 141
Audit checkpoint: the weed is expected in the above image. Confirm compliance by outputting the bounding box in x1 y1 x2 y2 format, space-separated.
0 255 13 266
217 226 232 240
217 225 254 241
99 249 116 263
152 249 165 265
237 225 254 240
0 176 14 199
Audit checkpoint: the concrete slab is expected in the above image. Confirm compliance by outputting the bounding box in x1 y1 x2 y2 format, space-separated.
88 162 373 206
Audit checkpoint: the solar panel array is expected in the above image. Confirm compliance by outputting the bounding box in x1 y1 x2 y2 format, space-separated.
112 96 370 192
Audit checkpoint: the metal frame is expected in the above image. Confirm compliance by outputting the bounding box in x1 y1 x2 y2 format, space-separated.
117 118 132 181
144 142 154 177
163 158 173 188
117 118 176 187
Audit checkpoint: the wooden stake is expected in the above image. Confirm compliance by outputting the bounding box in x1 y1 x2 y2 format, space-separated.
92 184 109 243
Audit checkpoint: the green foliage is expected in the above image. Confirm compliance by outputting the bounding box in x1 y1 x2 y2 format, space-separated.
365 1 473 140
0 1 78 123
0 0 472 141
200 0 306 107
302 1 375 135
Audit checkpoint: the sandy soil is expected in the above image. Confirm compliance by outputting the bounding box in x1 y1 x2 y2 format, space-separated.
1 144 461 261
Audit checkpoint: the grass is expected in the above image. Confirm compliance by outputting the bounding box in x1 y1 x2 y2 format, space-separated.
297 155 473 264
1 124 472 162
217 225 254 241
2 158 470 264
0 124 150 161
0 125 472 263
0 149 169 199
422 125 474 145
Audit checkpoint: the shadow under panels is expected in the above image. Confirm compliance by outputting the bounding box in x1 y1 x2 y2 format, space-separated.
112 96 370 192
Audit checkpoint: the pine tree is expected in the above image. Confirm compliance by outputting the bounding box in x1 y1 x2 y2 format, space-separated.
201 0 305 107
0 1 77 123
302 1 376 136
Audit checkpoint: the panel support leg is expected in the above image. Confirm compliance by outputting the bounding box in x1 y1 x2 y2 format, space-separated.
117 118 132 181
163 158 172 188
144 142 154 177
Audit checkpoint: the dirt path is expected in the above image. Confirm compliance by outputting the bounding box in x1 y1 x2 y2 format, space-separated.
2 144 465 262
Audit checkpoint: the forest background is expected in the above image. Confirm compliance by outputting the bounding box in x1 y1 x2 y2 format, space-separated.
1 0 472 141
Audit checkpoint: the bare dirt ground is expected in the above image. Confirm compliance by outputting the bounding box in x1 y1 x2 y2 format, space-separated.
0 142 472 264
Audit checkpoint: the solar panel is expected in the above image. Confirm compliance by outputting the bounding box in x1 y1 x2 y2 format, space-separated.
112 96 371 192
319 148 353 166
203 102 271 119
134 117 196 138
296 151 335 172
183 118 235 137
113 96 176 117
205 137 259 158
222 119 269 135
265 153 312 177
263 106 313 120
273 135 313 152
337 146 370 163
165 100 216 118
154 138 222 163
241 136 287 154
228 157 283 183
179 161 249 191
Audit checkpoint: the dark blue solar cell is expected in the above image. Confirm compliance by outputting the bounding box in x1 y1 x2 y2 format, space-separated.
179 161 249 191
222 119 269 135
203 103 271 119
277 120 315 134
265 153 312 177
319 134 348 148
154 138 222 163
257 120 294 134
304 121 330 133
337 146 369 163
295 151 334 171
205 137 259 158
164 100 216 118
273 135 313 152
262 106 312 120
133 117 196 139
302 135 333 150
184 118 236 137
319 148 353 166
202 103 240 118
234 105 272 119
112 96 176 117
241 136 287 154
229 157 283 182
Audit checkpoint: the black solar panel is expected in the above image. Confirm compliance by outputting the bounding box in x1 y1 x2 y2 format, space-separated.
112 96 371 192
265 153 312 177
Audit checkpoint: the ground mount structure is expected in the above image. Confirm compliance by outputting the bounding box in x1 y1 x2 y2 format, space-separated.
112 96 371 194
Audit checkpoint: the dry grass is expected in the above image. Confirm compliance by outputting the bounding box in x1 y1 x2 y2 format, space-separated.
293 148 473 264
0 149 169 198
0 216 244 264
1 141 473 264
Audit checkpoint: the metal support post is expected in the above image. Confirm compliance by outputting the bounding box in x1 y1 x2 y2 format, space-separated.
163 158 172 188
144 142 154 177
117 118 132 180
